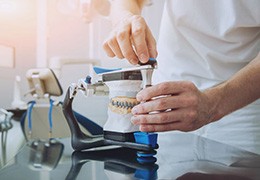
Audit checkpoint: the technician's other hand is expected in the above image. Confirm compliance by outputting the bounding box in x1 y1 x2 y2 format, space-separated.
103 13 157 64
131 81 213 132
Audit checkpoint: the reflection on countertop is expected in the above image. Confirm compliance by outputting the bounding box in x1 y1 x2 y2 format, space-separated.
0 132 260 180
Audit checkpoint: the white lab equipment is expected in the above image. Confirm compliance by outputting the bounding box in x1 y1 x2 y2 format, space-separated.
0 108 13 167
21 68 102 140
11 76 27 110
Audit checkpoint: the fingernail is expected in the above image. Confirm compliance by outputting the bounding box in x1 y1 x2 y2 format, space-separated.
129 58 138 65
131 116 139 124
150 50 157 58
136 94 142 101
140 53 148 63
131 107 138 114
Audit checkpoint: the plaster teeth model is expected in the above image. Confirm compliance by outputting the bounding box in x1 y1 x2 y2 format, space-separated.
109 96 139 114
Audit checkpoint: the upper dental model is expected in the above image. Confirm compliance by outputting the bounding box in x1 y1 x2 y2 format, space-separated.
109 96 139 114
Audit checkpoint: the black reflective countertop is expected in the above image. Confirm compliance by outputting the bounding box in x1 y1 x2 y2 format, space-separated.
0 132 260 180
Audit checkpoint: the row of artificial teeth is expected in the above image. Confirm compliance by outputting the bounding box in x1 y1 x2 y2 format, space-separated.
110 100 139 109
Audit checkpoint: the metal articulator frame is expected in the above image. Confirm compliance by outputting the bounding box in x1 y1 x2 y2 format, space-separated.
62 87 105 151
65 148 158 180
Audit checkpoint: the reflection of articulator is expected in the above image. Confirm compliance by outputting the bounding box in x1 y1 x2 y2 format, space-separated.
63 59 159 157
66 147 158 180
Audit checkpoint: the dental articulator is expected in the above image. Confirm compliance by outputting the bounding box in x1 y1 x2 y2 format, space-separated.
63 58 159 162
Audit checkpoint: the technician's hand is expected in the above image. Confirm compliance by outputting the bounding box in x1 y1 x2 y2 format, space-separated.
103 13 157 64
131 81 213 132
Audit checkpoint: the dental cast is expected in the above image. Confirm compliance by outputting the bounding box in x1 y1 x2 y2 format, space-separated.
109 96 139 114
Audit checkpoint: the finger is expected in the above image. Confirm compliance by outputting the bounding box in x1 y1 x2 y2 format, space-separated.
131 110 181 125
139 121 183 132
132 107 196 125
103 41 116 57
131 16 149 63
133 107 199 132
132 93 199 114
136 81 194 102
116 25 139 64
145 27 157 58
107 36 124 59
132 96 176 114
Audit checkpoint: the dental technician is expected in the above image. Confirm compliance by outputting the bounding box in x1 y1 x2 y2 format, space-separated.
103 0 260 153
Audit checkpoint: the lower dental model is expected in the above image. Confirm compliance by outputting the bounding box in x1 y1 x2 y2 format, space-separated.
109 96 139 114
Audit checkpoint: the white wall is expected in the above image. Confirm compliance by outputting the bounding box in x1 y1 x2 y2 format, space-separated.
0 1 37 109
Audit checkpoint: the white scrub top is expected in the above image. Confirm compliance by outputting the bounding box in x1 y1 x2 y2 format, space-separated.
153 0 260 153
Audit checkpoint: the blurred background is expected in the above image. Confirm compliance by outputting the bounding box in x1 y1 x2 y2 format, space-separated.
0 0 164 124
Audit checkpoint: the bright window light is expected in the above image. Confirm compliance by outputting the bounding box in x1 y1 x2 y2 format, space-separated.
0 1 16 13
